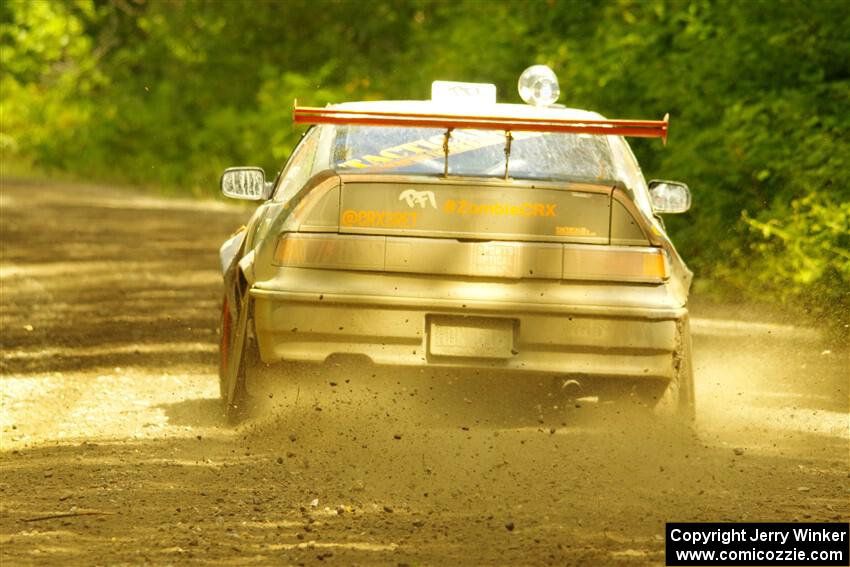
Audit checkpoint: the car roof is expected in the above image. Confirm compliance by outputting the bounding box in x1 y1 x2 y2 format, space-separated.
328 100 608 122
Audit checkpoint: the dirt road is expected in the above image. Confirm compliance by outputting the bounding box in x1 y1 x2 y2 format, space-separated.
1 179 847 566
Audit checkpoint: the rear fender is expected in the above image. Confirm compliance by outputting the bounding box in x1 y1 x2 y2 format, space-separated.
220 228 247 276
220 228 254 321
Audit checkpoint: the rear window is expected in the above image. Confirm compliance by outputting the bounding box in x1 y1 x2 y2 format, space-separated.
330 126 618 183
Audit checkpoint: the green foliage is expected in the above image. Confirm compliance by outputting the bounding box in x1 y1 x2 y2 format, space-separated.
2 0 848 332
741 193 850 333
0 0 100 166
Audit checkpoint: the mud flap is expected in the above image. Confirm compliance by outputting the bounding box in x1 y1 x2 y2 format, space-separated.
221 288 252 420
656 316 695 422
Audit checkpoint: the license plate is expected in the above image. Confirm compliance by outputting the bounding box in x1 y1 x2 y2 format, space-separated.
428 317 514 358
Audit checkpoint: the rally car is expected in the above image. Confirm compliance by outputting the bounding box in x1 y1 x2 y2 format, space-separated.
218 66 694 422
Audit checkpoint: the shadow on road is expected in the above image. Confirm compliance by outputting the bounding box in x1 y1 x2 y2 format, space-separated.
157 397 227 428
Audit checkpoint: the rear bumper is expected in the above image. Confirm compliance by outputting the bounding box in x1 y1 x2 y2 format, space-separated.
251 268 686 381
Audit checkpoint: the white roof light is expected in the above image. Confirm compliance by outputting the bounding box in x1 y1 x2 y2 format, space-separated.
518 65 560 107
431 81 497 105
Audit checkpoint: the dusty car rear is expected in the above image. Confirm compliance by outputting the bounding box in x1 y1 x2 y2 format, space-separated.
218 71 694 422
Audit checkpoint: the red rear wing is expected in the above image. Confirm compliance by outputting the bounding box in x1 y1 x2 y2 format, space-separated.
293 104 669 144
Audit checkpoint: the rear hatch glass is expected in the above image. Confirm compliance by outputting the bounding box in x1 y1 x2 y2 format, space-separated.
332 126 618 183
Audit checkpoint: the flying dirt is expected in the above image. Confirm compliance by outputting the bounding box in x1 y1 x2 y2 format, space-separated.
1 179 847 565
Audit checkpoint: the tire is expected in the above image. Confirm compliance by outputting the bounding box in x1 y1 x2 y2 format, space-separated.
654 315 696 423
219 289 252 423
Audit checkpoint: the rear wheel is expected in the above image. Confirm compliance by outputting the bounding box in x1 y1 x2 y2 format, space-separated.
219 290 253 423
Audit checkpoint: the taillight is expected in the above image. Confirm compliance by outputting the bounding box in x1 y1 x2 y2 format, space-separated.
274 233 384 271
562 246 667 282
274 233 667 283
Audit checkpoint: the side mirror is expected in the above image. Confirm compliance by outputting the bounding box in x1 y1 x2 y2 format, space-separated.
648 180 691 214
221 167 270 201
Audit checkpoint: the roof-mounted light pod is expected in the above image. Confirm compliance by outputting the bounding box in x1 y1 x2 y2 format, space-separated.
518 65 560 107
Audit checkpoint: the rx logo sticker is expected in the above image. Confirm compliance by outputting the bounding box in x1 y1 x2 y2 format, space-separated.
399 189 437 209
